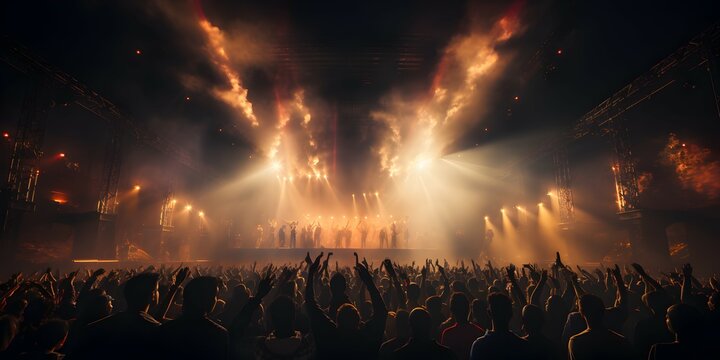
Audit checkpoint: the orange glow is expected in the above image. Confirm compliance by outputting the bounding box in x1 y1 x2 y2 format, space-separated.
372 10 521 177
663 133 720 198
51 191 68 204
198 19 258 126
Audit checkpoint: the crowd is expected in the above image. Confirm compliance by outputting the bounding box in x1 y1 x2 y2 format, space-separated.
0 251 718 359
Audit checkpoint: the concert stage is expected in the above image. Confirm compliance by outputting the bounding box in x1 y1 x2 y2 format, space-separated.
216 247 460 265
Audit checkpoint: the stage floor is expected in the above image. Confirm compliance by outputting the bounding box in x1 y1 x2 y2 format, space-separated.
216 247 459 265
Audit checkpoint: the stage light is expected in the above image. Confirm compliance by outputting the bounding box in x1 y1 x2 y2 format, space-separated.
416 158 431 170
546 191 553 196
538 202 543 207
556 49 563 55
484 215 489 220
289 176 294 182
515 205 523 210
133 185 141 191
323 174 328 179
198 211 205 217
58 153 66 158
185 204 192 211
375 192 379 197
135 49 141 55
2 132 8 138
363 193 366 197
185 96 190 101
271 161 282 172
500 208 506 213
514 96 519 101
307 174 312 179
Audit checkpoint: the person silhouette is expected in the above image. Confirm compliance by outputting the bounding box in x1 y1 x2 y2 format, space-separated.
470 292 530 360
648 303 716 359
441 292 484 360
568 294 636 360
394 307 456 359
159 276 228 360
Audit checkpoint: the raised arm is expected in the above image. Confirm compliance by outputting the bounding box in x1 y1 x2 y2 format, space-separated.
152 267 189 321
384 259 406 309
631 263 665 296
610 265 627 310
506 265 527 308
681 263 692 304
229 267 275 338
304 252 335 327
78 268 105 304
357 261 387 320
530 270 548 306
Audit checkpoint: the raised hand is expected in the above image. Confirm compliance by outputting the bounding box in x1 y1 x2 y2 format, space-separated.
631 263 646 275
174 267 190 286
506 265 517 282
256 268 276 299
92 268 106 278
305 252 312 265
383 259 397 279
355 262 373 285
309 252 324 275
681 263 693 279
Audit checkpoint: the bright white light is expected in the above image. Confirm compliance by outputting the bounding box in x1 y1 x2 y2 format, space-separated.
198 211 205 217
271 162 282 172
416 158 431 171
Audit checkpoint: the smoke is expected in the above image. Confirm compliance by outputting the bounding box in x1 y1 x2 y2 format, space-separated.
198 19 258 127
663 133 720 199
371 11 522 177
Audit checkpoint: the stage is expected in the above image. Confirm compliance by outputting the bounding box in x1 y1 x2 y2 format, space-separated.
215 247 463 265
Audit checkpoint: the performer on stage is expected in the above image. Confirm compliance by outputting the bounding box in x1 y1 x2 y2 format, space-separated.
357 219 369 248
379 226 387 249
334 222 342 248
278 225 286 248
343 220 351 248
289 221 297 248
266 219 276 248
390 222 398 248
